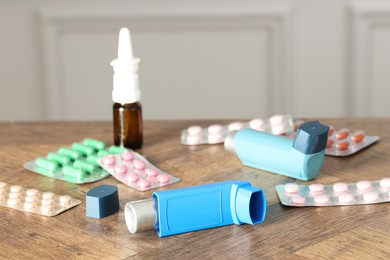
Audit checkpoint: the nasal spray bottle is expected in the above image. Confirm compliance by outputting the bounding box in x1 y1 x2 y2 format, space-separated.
124 180 266 237
225 121 329 181
111 28 143 149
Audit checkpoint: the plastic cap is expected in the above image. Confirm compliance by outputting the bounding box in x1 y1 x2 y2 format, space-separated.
111 28 141 104
125 198 156 233
293 121 329 154
224 131 238 153
235 186 266 225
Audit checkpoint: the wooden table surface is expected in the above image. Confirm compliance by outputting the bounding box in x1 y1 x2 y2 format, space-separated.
1 118 389 259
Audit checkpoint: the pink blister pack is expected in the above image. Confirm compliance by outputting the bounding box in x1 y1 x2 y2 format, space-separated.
325 127 380 156
181 114 294 145
0 182 81 216
97 151 180 191
275 178 390 207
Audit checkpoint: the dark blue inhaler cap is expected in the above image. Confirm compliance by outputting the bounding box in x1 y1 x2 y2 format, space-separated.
293 121 329 154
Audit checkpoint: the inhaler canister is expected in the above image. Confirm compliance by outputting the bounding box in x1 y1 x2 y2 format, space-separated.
225 121 329 181
124 180 266 237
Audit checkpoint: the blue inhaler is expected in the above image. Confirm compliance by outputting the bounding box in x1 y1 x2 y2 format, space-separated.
225 121 329 181
124 180 266 237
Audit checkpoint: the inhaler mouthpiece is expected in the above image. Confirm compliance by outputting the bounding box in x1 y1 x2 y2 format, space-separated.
125 198 156 233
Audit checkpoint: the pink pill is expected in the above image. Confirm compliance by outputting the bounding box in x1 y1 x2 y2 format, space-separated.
59 195 72 205
309 184 324 192
41 205 53 213
114 165 128 176
133 160 146 170
102 155 116 165
187 126 202 135
8 192 21 199
186 135 201 145
249 119 265 131
24 202 37 209
10 185 22 193
271 124 286 135
41 199 54 206
314 195 329 204
284 183 299 193
208 124 223 134
228 122 244 131
25 196 38 203
270 115 284 125
379 178 390 189
145 168 158 178
363 192 378 202
126 173 139 183
42 192 55 200
26 189 39 197
333 182 348 193
338 193 354 203
208 134 223 144
8 198 21 206
0 182 7 189
291 195 306 204
137 179 151 189
157 174 170 184
121 151 134 161
356 181 371 190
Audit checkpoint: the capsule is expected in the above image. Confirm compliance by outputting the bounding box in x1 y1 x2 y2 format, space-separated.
71 143 95 156
73 160 95 173
86 155 100 166
108 146 127 154
83 138 106 150
62 165 85 180
58 148 82 160
35 158 59 172
97 150 110 157
350 131 365 143
335 129 349 140
336 140 349 151
47 152 71 165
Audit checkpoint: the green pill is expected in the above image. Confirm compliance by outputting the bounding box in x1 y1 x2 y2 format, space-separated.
83 138 105 150
47 152 71 165
58 148 82 160
71 143 95 156
108 146 127 154
73 160 95 173
35 157 59 172
62 165 85 180
97 150 110 157
86 155 100 166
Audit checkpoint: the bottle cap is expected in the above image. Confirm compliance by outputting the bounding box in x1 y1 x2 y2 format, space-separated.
111 28 141 104
234 186 266 225
125 198 156 233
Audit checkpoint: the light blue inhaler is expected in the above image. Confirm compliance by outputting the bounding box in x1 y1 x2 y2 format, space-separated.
124 180 266 237
225 121 329 181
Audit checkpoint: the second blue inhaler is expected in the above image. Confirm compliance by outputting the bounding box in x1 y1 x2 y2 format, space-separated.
225 121 329 181
124 180 266 237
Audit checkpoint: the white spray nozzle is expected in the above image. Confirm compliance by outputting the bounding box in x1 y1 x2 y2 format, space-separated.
111 27 141 104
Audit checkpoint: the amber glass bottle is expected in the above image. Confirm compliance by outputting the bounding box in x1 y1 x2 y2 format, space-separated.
113 102 143 149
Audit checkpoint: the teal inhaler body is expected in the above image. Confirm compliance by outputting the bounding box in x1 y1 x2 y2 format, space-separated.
225 121 329 181
124 180 266 237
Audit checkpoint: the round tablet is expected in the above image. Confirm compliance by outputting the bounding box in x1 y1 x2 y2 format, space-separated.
338 193 354 203
270 115 284 125
42 192 55 200
249 119 264 130
156 174 170 184
8 192 21 199
363 192 378 202
186 135 201 145
126 173 139 183
114 165 127 176
333 182 348 193
208 124 223 134
309 184 324 192
284 183 299 193
379 178 390 189
59 195 72 205
0 182 7 189
121 151 134 161
314 195 329 204
271 124 286 135
8 198 21 206
336 140 349 151
24 202 37 209
26 189 39 197
228 122 244 131
145 168 158 178
10 185 22 193
133 160 146 170
208 134 223 144
350 131 365 143
335 129 349 140
102 155 116 165
291 195 306 204
25 196 38 203
356 181 371 190
137 179 151 189
40 205 53 213
41 199 54 206
187 126 202 135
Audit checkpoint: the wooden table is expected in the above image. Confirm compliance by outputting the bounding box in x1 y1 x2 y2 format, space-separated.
1 119 389 259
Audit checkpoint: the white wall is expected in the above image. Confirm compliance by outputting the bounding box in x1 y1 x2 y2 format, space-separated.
1 0 390 121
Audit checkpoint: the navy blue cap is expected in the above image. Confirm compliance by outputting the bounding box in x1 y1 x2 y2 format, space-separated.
293 121 329 154
86 184 120 219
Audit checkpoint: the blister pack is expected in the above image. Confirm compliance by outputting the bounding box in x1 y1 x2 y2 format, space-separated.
325 127 380 156
97 151 180 191
275 178 390 207
24 139 128 184
181 114 294 145
0 182 81 216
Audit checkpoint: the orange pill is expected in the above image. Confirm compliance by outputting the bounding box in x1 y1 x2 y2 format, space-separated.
335 129 349 140
350 131 365 143
326 138 334 148
328 126 334 136
336 140 349 151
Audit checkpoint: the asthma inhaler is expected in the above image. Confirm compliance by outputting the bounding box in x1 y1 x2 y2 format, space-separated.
111 28 143 149
124 180 266 237
225 121 329 181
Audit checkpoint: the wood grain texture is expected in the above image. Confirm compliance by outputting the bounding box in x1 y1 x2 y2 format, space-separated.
0 118 389 259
